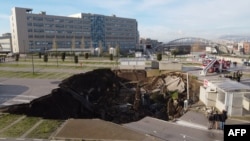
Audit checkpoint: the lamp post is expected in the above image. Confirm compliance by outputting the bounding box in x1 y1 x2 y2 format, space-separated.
23 40 26 61
31 45 35 75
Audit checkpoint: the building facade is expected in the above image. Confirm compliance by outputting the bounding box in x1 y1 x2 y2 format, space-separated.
0 33 12 53
10 7 139 53
243 42 250 54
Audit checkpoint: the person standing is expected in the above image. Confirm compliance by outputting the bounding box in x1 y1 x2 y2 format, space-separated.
208 112 215 129
220 110 227 130
213 111 220 129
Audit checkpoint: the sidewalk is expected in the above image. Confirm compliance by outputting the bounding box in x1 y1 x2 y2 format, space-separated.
175 102 250 132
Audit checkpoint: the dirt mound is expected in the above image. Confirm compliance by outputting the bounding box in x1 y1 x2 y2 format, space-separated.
0 69 202 124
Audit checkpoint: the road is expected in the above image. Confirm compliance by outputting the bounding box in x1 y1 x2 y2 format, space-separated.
0 78 60 107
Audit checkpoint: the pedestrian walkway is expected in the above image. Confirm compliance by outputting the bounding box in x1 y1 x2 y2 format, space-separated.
175 102 250 132
175 110 208 130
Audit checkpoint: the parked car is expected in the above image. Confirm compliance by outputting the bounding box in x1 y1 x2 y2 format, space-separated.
243 61 250 66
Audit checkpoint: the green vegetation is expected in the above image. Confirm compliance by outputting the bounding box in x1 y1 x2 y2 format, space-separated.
157 53 162 61
0 116 40 137
0 114 23 130
0 114 64 139
27 119 63 139
171 91 179 100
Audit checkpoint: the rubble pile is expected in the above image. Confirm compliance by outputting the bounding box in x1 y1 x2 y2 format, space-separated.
0 69 202 124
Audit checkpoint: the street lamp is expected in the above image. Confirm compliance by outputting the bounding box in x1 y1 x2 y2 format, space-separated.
31 45 35 75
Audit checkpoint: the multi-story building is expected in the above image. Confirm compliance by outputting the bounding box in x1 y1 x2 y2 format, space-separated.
0 33 12 53
139 38 162 48
10 7 139 54
243 42 250 55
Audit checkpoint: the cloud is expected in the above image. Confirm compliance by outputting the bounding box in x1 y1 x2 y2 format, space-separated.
0 14 9 19
1 0 250 42
136 0 174 11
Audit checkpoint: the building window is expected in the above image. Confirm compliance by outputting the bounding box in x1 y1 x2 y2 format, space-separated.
54 18 64 22
65 25 73 29
33 17 43 21
27 23 32 26
45 29 57 34
65 19 73 23
34 29 44 33
27 16 33 21
45 17 54 22
44 24 54 27
28 29 33 32
55 24 64 28
33 23 44 27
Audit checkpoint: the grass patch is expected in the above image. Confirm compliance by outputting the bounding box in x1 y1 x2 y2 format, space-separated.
0 116 40 138
0 114 23 130
27 119 63 139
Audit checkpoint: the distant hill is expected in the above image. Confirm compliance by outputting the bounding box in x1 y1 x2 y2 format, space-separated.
218 35 250 42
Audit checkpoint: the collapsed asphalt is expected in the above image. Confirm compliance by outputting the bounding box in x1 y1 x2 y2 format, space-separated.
0 68 202 124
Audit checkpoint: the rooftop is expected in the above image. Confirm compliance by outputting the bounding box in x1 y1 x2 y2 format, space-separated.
208 78 250 92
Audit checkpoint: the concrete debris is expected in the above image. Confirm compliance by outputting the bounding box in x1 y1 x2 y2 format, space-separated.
0 69 202 124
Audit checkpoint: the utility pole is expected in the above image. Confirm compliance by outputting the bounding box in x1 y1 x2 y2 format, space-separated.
31 46 35 75
187 72 189 100
53 37 58 67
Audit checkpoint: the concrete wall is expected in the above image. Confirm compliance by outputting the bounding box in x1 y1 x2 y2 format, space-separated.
151 61 159 69
119 60 146 70
159 61 182 71
199 86 207 105
119 65 145 70
199 86 217 107
231 94 243 116
243 95 250 111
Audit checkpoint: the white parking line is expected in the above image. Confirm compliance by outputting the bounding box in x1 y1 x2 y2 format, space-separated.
12 99 31 103
0 95 37 98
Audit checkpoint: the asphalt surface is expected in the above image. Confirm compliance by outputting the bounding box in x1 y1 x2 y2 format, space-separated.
0 78 60 107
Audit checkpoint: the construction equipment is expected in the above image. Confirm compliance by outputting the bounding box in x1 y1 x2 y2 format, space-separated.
200 58 231 76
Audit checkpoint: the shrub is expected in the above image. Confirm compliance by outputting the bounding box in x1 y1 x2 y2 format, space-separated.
157 53 162 61
85 53 89 60
44 54 48 62
110 54 113 61
74 55 78 64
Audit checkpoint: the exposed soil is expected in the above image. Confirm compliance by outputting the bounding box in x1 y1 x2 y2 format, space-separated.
0 68 202 124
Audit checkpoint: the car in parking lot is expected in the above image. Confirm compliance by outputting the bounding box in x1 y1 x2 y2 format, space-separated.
243 61 250 66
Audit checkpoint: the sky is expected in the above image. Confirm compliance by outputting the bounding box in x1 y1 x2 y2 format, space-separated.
0 0 250 42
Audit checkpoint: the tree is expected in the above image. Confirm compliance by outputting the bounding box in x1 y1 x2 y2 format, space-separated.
15 54 19 62
85 53 89 60
44 54 48 62
74 55 78 64
110 53 113 61
157 53 162 61
61 52 66 61
38 52 42 59
171 49 178 58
